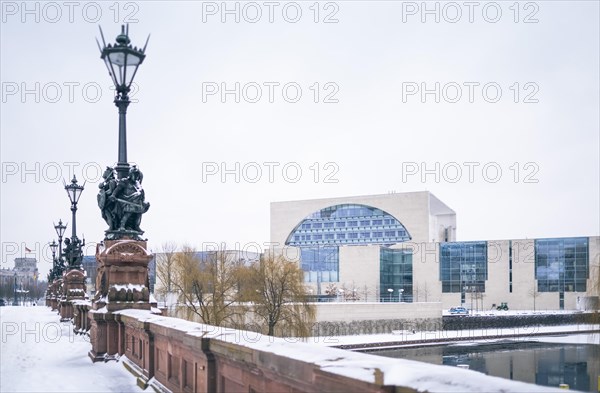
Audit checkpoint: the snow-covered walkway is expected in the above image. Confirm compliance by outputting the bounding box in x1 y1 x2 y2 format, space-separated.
0 306 143 393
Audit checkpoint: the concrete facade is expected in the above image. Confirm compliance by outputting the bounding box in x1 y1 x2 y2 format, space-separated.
271 191 457 246
271 192 599 312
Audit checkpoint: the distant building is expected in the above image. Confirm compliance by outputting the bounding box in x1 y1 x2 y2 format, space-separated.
0 258 39 301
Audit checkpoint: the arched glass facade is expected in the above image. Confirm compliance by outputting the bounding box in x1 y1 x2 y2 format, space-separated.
286 204 411 284
286 204 411 247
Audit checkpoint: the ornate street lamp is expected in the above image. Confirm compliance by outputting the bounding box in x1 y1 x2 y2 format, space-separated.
63 175 85 270
97 24 149 180
49 240 58 281
54 219 67 261
96 25 151 241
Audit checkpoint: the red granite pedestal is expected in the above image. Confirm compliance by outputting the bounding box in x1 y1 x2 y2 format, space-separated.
89 239 155 362
49 279 62 311
59 269 87 321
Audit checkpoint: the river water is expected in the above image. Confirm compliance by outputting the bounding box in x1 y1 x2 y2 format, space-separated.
373 334 599 392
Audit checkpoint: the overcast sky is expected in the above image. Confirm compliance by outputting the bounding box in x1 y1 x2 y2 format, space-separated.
1 1 598 276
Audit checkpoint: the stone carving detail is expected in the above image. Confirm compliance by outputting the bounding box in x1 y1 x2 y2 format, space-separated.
98 165 150 240
107 285 149 302
92 239 153 313
105 241 149 257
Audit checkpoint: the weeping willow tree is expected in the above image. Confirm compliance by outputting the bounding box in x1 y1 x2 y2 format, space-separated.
172 245 246 326
244 251 315 337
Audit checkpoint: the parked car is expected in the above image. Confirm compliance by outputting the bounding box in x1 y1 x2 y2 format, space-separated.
0 298 6 307
449 306 469 315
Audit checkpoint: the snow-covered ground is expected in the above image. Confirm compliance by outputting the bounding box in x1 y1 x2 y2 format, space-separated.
308 323 600 347
0 306 143 393
442 309 590 316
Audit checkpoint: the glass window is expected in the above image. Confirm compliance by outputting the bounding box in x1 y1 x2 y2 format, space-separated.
380 247 413 302
440 242 487 294
300 246 339 283
535 237 588 292
286 204 411 247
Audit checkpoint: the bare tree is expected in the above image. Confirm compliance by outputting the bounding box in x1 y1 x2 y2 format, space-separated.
471 288 485 312
324 283 338 296
529 283 541 311
362 284 369 302
342 282 360 301
244 251 315 337
155 242 178 305
172 245 244 326
414 282 420 302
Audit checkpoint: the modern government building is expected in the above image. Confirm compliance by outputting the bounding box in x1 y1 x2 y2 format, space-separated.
270 191 599 311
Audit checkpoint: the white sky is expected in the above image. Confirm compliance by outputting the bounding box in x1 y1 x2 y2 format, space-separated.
1 1 599 277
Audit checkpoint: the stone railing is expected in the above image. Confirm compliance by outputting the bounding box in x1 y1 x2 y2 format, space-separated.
73 300 92 335
110 309 560 393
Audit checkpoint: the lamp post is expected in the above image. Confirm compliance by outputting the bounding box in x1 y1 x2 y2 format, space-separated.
399 288 404 302
54 219 67 269
64 175 85 270
49 240 58 281
97 24 149 180
19 278 23 306
387 288 393 302
12 272 18 306
96 25 151 241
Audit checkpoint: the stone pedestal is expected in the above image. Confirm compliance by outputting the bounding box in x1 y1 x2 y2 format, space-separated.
59 269 87 321
89 239 154 362
50 279 63 311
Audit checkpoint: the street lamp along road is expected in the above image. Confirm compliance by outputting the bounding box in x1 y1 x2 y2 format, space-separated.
96 25 151 241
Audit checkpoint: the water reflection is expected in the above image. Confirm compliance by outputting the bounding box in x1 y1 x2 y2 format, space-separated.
373 337 599 392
